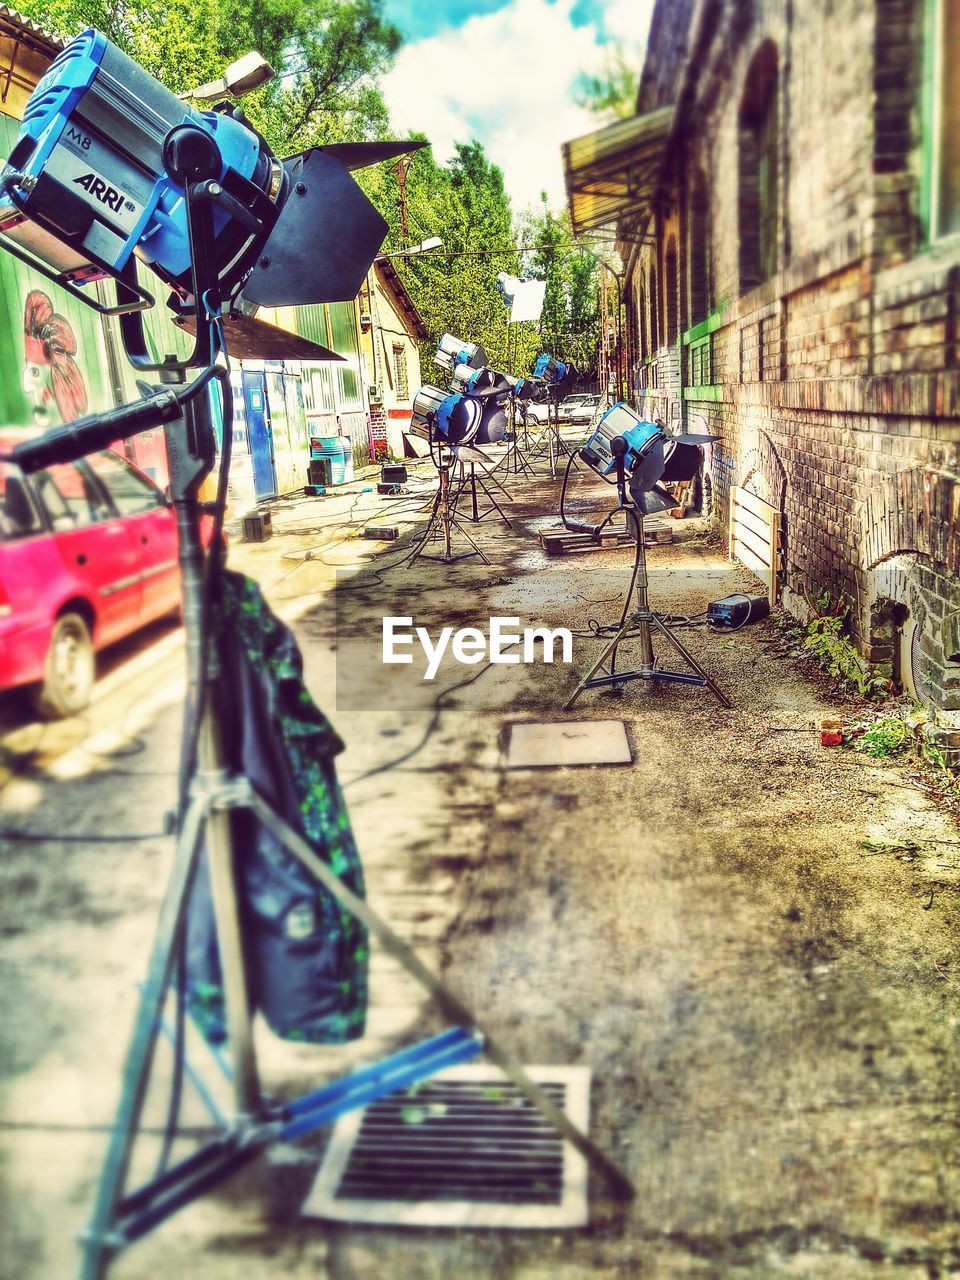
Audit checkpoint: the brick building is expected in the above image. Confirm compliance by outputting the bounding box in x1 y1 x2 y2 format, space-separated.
565 0 960 757
359 259 427 459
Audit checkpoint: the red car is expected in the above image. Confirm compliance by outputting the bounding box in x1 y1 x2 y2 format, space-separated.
0 432 181 717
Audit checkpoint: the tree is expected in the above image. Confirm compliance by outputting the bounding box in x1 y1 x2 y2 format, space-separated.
364 139 526 375
573 49 639 121
365 150 603 384
519 198 601 379
16 0 401 155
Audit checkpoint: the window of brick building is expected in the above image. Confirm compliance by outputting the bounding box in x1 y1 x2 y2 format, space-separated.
928 0 960 238
392 344 409 401
638 283 648 361
649 264 659 352
688 170 710 326
665 237 679 345
738 41 779 292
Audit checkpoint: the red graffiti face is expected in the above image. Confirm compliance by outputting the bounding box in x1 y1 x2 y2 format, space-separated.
22 290 88 425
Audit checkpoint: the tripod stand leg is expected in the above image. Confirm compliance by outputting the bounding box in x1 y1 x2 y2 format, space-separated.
562 615 638 710
80 795 209 1280
465 476 512 529
480 464 514 502
407 485 443 566
448 516 490 563
199 709 260 1114
244 791 634 1204
479 479 512 527
649 614 733 708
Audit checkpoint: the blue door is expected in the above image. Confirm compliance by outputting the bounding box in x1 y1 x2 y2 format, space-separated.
243 370 276 501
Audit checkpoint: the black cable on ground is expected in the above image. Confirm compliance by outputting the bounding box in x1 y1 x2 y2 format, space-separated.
0 829 167 843
344 661 493 789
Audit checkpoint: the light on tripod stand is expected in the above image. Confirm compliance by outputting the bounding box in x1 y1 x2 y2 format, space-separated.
434 332 487 374
450 364 512 394
475 400 508 445
0 26 421 348
561 404 730 712
507 374 537 402
448 365 513 444
433 392 483 445
533 352 578 392
410 384 448 439
579 402 717 516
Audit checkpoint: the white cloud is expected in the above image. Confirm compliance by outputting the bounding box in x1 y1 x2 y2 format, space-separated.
382 0 652 217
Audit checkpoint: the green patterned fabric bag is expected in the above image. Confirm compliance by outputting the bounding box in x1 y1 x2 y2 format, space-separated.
185 571 368 1045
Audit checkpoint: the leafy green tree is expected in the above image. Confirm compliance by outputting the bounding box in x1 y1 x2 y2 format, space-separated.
16 0 401 154
520 198 600 378
573 49 639 121
365 152 603 384
365 139 526 375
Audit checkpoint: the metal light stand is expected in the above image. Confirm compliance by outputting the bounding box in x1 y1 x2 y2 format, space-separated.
79 397 633 1278
451 447 514 528
508 399 538 478
563 443 732 712
526 390 574 478
407 442 490 565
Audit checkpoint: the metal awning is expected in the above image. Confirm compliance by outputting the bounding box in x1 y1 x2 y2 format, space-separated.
0 6 64 121
562 105 673 241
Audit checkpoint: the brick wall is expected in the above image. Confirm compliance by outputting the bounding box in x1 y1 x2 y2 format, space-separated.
625 0 960 757
369 403 388 459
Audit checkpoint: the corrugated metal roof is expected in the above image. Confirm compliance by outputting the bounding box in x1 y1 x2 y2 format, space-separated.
0 5 64 120
0 4 66 50
562 105 673 239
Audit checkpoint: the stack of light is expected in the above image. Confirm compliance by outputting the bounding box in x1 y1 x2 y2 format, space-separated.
434 332 487 375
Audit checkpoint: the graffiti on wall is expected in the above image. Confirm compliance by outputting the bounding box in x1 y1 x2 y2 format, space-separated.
21 290 88 427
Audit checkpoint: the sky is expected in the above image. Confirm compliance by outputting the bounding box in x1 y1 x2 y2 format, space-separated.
380 0 654 217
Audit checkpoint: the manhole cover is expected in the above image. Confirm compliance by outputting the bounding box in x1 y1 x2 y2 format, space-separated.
302 1064 591 1228
505 720 632 768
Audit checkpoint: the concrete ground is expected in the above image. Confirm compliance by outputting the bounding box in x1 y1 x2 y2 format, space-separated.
2 445 960 1278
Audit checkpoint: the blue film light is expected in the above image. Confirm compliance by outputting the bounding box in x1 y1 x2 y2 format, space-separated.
533 352 577 389
0 26 394 322
434 332 486 374
581 403 663 476
434 392 482 445
0 29 276 291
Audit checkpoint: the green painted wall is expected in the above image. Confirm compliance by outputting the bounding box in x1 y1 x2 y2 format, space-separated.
0 113 194 435
0 119 114 429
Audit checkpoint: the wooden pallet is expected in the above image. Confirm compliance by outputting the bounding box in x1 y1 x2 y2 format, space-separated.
540 524 673 556
728 486 780 605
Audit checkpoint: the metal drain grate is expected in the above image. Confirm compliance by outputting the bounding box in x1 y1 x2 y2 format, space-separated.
302 1064 591 1228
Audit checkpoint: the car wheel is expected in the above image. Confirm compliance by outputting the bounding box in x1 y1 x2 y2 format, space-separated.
33 612 95 718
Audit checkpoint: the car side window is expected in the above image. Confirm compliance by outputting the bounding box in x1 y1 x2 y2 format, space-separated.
0 462 44 542
86 451 163 516
34 462 107 531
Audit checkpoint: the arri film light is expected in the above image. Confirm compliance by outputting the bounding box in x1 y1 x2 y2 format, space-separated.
533 352 577 392
580 403 719 515
0 28 418 335
434 332 487 375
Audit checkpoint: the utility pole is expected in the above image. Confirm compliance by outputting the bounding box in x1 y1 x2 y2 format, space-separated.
393 156 411 245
